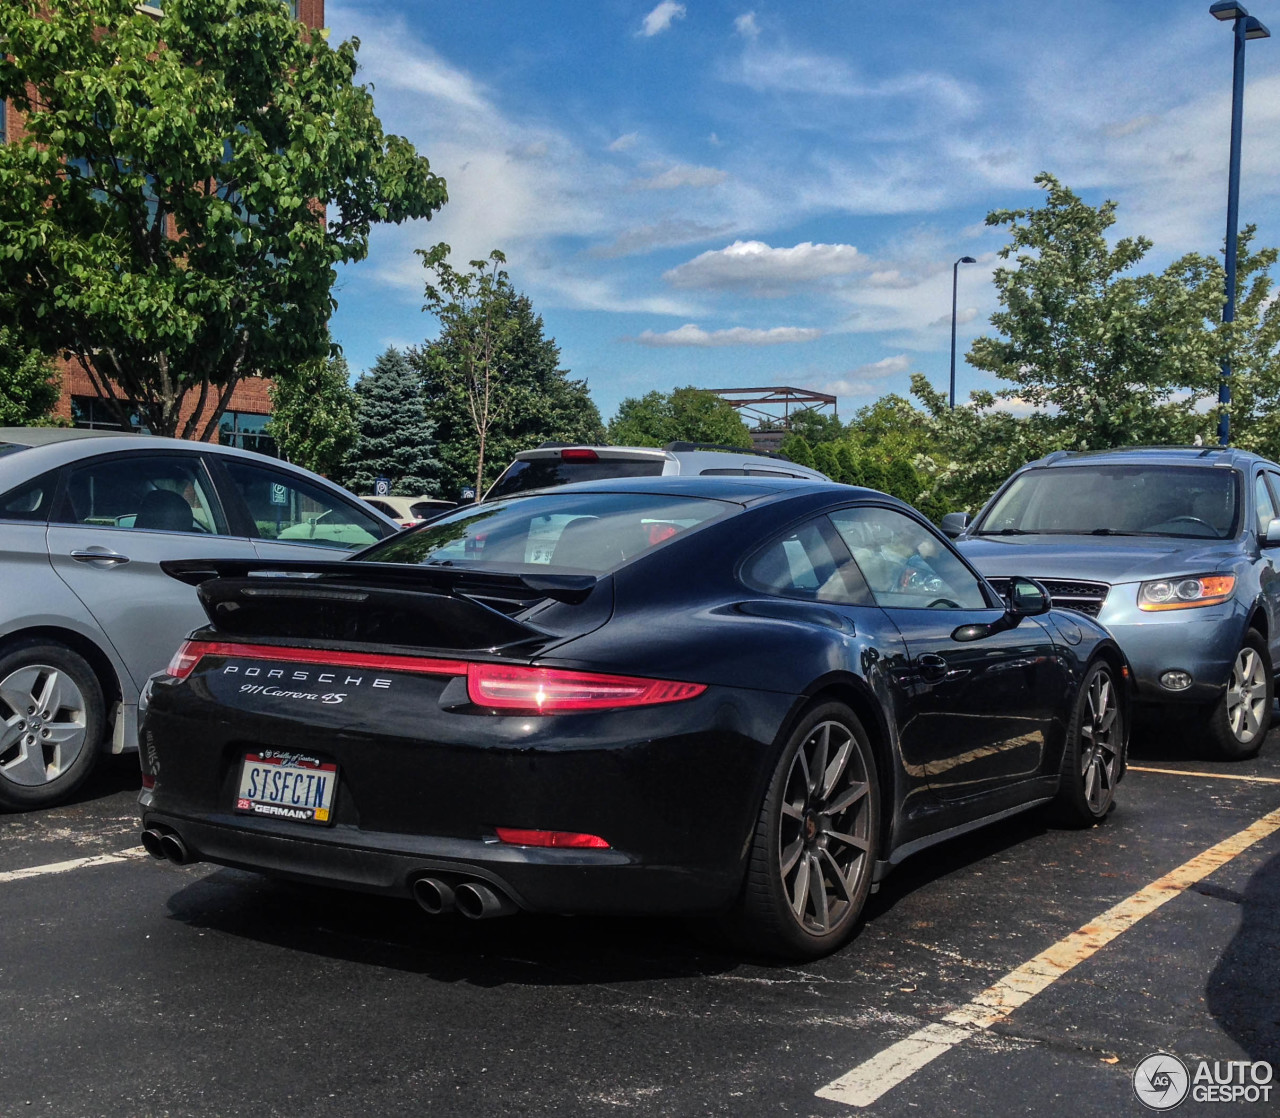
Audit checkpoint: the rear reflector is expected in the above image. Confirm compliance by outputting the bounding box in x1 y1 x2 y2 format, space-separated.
466 663 705 712
495 827 610 849
559 448 599 461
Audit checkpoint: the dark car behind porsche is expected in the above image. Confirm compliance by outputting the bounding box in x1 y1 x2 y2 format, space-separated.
138 476 1128 959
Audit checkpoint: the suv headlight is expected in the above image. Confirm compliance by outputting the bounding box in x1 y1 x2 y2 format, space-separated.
1138 574 1235 611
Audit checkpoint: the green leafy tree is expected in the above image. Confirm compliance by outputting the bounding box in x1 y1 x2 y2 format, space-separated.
967 173 1221 448
0 328 59 425
417 246 604 498
267 352 358 478
783 409 845 446
607 386 751 448
812 442 842 483
346 348 439 495
0 0 446 437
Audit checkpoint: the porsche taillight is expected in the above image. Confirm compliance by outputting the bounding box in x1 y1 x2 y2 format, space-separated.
466 663 705 713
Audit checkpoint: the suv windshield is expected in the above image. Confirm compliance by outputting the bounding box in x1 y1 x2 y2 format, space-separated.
0 442 28 459
358 491 732 574
485 458 664 500
978 465 1239 539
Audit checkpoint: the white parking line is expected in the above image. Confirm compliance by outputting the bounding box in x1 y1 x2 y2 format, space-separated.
1128 764 1280 785
816 804 1280 1108
0 847 147 884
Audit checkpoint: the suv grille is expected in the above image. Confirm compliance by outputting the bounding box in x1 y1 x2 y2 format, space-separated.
986 577 1110 618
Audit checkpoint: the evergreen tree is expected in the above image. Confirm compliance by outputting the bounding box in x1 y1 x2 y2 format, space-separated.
780 434 815 468
812 442 842 483
346 348 439 495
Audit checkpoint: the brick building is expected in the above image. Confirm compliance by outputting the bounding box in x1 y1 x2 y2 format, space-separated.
1 0 326 454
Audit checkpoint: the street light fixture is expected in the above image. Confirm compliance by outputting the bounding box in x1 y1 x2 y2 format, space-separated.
1209 1 1270 445
950 256 977 409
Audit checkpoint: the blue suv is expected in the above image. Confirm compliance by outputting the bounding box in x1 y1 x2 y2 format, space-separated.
947 446 1280 759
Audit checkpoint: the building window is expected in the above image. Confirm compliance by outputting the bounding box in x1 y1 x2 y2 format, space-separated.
218 411 277 457
71 396 149 432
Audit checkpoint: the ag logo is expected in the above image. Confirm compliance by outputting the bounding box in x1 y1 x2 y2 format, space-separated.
1134 1052 1190 1110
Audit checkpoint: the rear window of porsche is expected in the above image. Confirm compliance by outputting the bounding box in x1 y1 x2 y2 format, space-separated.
358 491 732 574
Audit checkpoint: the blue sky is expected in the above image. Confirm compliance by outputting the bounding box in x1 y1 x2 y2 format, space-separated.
324 0 1280 425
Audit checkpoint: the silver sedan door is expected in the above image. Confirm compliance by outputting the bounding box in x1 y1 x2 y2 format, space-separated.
46 451 257 692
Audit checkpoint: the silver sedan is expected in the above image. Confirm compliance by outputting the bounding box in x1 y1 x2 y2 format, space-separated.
0 428 398 809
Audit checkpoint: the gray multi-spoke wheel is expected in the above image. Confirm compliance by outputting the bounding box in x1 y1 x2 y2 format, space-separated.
738 702 879 959
1206 630 1272 760
0 642 105 810
1052 659 1125 827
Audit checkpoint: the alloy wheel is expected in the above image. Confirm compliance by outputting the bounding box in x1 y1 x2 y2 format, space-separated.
0 664 90 787
777 720 873 936
1080 668 1121 815
1225 646 1268 744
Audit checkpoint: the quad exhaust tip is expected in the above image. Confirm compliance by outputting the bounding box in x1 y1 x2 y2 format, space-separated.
140 828 192 866
412 876 518 920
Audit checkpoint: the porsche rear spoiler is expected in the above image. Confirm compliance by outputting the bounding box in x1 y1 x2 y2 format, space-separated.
161 558 601 653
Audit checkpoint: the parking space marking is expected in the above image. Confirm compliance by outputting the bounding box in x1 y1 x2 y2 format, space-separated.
0 847 146 884
1128 764 1280 785
816 804 1280 1108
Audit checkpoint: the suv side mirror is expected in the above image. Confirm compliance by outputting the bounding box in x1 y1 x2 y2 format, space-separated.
940 512 972 539
1266 518 1280 547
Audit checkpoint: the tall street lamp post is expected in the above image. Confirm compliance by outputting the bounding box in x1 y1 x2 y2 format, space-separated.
1210 2 1270 445
950 256 977 409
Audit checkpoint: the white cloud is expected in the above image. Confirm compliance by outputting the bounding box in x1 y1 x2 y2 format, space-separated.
640 2 686 37
633 324 823 347
607 132 639 152
734 12 759 39
664 240 865 293
633 164 729 190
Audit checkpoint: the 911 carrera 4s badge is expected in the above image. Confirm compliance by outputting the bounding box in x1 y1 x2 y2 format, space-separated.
235 751 337 824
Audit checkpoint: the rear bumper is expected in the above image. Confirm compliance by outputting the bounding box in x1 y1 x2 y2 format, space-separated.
138 671 797 916
139 806 726 913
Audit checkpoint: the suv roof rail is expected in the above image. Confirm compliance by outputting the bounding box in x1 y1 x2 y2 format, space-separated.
662 440 790 462
1041 449 1076 464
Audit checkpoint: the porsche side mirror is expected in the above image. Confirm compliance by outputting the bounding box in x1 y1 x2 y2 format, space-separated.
940 512 972 539
1006 575 1052 617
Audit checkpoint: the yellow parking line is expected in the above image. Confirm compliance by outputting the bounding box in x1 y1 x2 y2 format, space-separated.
1128 765 1280 785
816 804 1280 1108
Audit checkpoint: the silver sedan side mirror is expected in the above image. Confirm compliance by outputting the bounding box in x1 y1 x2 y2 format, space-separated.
1266 518 1280 547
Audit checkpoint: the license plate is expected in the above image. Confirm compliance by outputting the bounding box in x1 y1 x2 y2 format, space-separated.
235 751 337 825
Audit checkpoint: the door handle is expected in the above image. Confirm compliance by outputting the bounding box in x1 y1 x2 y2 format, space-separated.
916 653 948 681
71 549 131 566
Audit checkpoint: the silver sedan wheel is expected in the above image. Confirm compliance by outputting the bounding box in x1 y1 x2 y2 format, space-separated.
0 663 90 787
1225 646 1268 745
1080 668 1121 815
777 720 873 936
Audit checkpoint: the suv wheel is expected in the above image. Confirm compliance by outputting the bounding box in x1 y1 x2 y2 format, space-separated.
1205 630 1272 760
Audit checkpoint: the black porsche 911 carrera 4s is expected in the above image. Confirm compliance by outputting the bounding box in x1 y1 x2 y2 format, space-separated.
138 476 1128 959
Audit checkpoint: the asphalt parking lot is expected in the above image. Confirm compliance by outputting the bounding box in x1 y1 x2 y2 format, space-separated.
1 728 1277 1118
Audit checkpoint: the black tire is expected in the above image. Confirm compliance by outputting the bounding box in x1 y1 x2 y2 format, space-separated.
0 641 105 810
1052 659 1125 827
1205 630 1272 760
736 702 880 960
